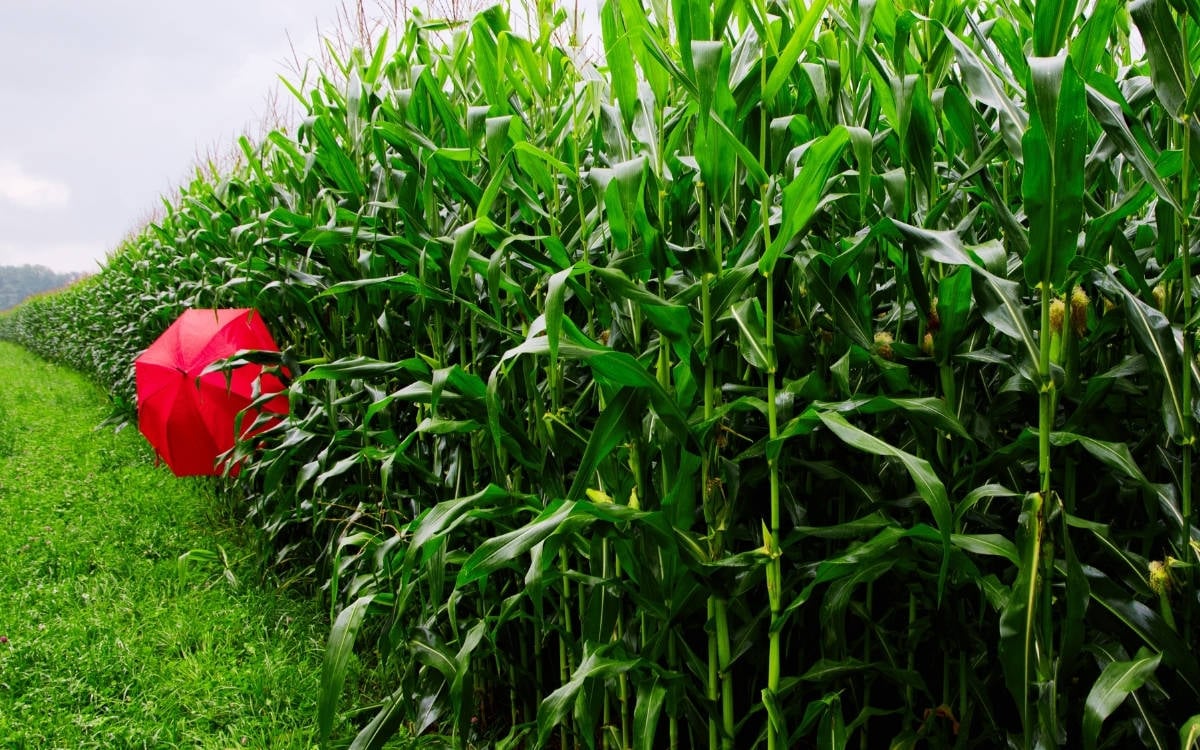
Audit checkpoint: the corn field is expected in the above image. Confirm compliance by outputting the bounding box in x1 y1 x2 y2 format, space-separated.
4 0 1200 746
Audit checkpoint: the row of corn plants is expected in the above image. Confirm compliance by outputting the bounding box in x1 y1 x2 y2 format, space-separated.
5 0 1200 746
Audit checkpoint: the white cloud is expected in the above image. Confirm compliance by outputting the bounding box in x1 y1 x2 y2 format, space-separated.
0 160 70 209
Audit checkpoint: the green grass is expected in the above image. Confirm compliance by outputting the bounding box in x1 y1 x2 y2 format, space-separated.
0 341 376 749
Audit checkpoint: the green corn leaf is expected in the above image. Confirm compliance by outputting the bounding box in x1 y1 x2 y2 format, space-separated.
492 335 694 448
893 222 1039 366
349 687 414 750
761 126 849 274
593 266 692 340
449 223 476 295
1048 432 1152 487
319 595 376 746
415 621 488 741
673 0 708 77
1182 715 1200 749
1069 0 1122 74
602 0 637 127
410 633 456 686
955 483 1022 524
1061 533 1091 688
772 395 971 458
816 412 952 599
545 265 574 368
1085 83 1180 211
807 255 873 351
1096 272 1189 442
707 110 769 185
537 647 642 747
296 356 429 383
566 387 645 500
617 0 668 100
1022 54 1086 291
634 677 668 750
1083 651 1161 750
897 73 937 198
318 273 448 301
779 526 907 626
1085 571 1200 696
405 485 514 566
310 117 365 195
998 491 1043 733
728 298 774 370
459 500 578 585
691 40 725 120
639 26 697 96
1033 0 1081 56
1130 0 1192 118
763 0 833 103
952 533 1020 566
816 396 971 439
935 265 973 364
762 688 787 748
471 16 503 104
817 693 845 750
942 29 1027 160
821 558 901 622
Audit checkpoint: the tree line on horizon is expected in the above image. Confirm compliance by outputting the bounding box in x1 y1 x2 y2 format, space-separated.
0 265 87 311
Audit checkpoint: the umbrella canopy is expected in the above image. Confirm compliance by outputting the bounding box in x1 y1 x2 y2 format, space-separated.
134 308 288 476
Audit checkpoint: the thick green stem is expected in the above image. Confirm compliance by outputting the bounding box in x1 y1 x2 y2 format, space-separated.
707 597 719 750
1178 27 1195 634
715 597 735 750
699 182 721 750
560 547 574 750
905 590 916 728
1022 507 1044 750
1028 283 1055 749
1039 283 1053 498
860 582 874 750
698 179 733 750
764 195 783 750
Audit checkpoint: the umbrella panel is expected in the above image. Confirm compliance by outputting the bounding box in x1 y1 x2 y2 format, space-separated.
135 308 288 477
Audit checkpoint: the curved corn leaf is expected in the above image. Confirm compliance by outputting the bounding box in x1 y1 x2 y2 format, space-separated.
952 533 1020 566
634 676 668 750
1131 0 1192 118
761 127 850 274
319 595 376 746
763 0 833 103
1082 650 1160 750
894 221 1040 366
1183 715 1200 750
728 298 773 370
816 412 952 599
566 387 645 500
1096 271 1189 442
537 646 643 747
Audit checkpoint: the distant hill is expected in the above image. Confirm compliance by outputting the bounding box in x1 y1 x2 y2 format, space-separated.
0 265 88 311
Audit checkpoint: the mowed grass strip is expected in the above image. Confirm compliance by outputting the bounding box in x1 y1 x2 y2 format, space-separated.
0 341 337 749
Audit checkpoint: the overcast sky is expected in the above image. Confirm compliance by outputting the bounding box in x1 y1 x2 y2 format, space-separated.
0 1 356 273
0 2 602 274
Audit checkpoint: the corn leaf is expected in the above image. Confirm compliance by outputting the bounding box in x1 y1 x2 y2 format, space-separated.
1082 651 1161 750
816 412 952 599
1022 54 1086 290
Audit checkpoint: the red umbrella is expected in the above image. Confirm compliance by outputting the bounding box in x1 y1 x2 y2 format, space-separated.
134 308 289 476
